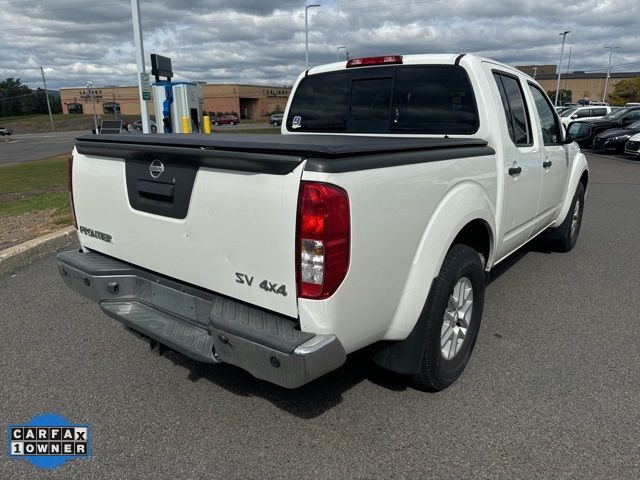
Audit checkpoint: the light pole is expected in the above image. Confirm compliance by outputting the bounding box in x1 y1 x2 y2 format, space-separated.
40 66 54 132
305 4 321 69
337 46 347 61
86 81 99 134
602 46 620 103
563 46 572 95
532 66 538 79
131 0 150 133
554 31 570 106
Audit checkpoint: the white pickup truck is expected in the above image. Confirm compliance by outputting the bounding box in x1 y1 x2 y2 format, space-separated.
57 54 589 390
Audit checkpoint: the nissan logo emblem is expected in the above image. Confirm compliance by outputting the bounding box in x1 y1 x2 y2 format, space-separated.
149 159 164 179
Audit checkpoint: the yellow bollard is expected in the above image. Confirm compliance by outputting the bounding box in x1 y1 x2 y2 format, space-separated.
203 116 211 134
181 116 190 134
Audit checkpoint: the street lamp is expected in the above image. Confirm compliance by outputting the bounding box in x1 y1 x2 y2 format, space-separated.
554 31 570 106
563 46 572 94
305 4 321 69
86 80 98 134
337 46 347 61
602 46 620 103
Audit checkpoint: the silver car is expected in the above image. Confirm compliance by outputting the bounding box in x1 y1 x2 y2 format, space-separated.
269 113 284 126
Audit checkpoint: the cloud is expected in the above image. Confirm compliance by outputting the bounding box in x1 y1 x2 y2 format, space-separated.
0 0 638 89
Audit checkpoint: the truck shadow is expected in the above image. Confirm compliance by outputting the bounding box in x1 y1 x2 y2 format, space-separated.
154 237 551 418
160 346 408 419
486 236 554 285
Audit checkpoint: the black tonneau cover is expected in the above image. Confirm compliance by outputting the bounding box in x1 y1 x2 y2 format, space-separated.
75 133 493 174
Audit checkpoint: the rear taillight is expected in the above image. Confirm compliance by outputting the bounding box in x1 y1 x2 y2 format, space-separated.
346 55 403 68
297 182 350 299
68 153 78 229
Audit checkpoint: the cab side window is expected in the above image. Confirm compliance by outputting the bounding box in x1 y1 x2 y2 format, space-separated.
493 72 532 146
528 84 562 145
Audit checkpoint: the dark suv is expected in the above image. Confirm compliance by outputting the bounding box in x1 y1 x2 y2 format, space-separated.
566 106 640 148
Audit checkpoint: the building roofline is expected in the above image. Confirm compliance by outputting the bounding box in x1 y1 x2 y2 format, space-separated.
59 82 292 91
535 71 640 80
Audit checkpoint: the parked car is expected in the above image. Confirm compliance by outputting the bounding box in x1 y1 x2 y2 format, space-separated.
269 113 284 126
566 106 640 148
623 132 640 156
212 115 239 125
559 105 610 127
592 121 640 153
58 53 588 391
0 126 13 136
131 120 157 133
624 102 640 107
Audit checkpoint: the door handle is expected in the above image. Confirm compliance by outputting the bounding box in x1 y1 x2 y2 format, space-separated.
543 160 553 169
508 166 522 176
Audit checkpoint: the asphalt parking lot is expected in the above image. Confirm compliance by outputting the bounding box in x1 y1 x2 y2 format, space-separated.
0 131 84 165
0 124 274 165
1 152 639 479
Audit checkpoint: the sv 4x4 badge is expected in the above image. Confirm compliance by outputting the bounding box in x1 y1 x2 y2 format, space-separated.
235 273 288 297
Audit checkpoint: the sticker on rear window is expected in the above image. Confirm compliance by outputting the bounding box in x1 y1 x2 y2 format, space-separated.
291 116 302 129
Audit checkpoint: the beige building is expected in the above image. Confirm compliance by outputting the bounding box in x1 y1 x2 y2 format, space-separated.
59 83 291 120
534 72 639 104
516 66 640 104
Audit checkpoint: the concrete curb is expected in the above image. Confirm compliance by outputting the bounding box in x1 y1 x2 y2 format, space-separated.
0 226 76 276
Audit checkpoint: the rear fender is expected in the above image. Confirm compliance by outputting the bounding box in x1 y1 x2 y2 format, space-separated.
382 181 496 341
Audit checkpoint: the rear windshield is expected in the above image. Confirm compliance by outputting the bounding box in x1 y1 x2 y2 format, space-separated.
286 65 479 134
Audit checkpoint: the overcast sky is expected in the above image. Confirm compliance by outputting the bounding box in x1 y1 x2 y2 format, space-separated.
1 0 638 89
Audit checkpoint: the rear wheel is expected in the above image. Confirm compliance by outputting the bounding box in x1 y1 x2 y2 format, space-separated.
213 121 219 126
414 244 485 391
230 121 235 125
544 182 585 252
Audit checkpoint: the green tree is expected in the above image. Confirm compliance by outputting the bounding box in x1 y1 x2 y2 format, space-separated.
609 78 640 105
0 78 32 117
0 78 61 117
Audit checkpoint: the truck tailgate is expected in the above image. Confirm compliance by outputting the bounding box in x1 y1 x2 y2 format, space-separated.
72 138 305 318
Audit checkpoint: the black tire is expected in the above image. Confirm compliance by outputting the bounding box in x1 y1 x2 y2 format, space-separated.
151 125 157 133
414 244 486 391
544 182 585 252
213 121 219 126
230 121 235 125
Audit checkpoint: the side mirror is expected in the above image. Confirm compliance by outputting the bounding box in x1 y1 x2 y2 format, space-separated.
565 122 591 144
621 116 634 125
571 114 577 119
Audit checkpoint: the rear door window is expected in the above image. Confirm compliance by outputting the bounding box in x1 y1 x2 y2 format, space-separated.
528 84 561 145
493 72 532 146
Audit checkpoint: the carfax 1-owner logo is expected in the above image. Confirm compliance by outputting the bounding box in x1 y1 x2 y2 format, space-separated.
7 413 91 470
